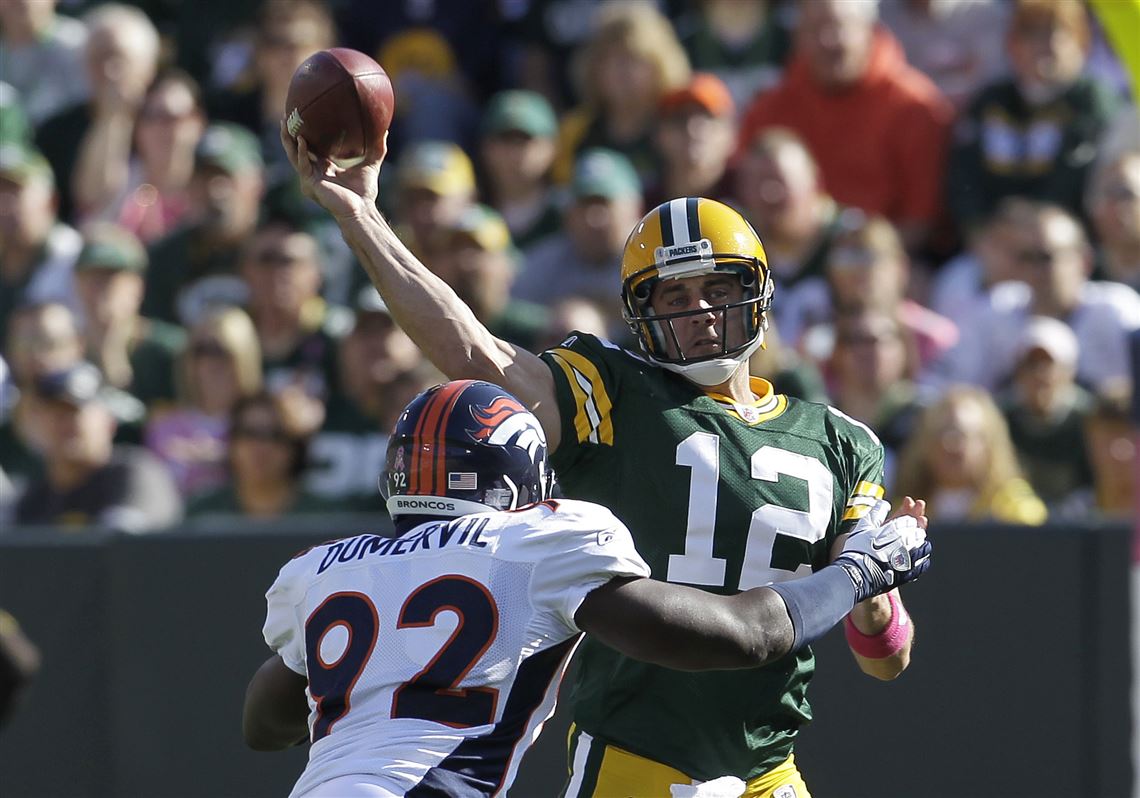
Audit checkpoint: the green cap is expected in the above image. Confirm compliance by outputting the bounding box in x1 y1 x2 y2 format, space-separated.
447 203 513 253
0 82 31 146
195 123 264 175
481 90 557 138
0 142 53 186
76 224 148 273
396 140 475 197
570 148 641 201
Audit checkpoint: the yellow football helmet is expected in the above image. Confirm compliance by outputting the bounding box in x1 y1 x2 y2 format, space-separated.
621 197 773 385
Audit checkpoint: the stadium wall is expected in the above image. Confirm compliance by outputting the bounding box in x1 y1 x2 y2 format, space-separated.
0 518 1130 798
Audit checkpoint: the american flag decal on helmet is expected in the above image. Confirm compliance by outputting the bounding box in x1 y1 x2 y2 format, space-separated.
448 472 478 490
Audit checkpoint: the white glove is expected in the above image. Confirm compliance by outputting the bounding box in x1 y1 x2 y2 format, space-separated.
834 499 932 603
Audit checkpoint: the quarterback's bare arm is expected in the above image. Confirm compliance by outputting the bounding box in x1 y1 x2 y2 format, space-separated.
830 497 928 680
279 125 562 450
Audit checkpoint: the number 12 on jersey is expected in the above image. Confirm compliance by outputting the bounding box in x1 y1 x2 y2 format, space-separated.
667 432 833 590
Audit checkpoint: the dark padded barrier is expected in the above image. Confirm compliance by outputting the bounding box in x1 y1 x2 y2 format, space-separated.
0 519 1130 797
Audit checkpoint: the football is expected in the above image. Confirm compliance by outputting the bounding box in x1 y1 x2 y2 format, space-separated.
284 47 394 167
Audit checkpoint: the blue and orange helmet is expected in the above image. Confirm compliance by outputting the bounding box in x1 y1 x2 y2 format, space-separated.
382 380 554 518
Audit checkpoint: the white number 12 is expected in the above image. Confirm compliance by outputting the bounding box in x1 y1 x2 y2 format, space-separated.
666 432 833 590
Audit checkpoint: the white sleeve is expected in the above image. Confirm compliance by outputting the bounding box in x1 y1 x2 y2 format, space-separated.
525 501 650 639
262 558 308 675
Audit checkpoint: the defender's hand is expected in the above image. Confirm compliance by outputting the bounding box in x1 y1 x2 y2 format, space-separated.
834 499 932 603
279 120 386 221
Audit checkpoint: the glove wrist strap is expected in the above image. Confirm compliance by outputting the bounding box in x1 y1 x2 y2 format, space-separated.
844 591 911 659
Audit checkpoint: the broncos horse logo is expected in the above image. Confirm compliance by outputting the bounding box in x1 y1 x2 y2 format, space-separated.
469 396 547 465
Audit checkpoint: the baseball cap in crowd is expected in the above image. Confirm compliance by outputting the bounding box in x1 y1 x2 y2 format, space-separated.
659 72 735 118
481 90 558 139
0 142 54 187
75 224 148 274
1015 316 1078 369
570 148 641 202
195 123 264 175
396 140 476 197
447 204 513 254
33 362 113 408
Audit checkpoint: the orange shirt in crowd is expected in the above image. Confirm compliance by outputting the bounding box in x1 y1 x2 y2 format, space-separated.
739 27 954 230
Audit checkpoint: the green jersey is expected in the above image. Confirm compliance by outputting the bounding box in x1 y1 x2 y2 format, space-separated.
541 333 885 780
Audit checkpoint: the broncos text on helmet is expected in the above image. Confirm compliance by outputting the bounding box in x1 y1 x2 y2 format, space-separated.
621 197 774 386
382 380 554 518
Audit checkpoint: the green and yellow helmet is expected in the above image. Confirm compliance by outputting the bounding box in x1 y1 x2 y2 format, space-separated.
621 197 774 385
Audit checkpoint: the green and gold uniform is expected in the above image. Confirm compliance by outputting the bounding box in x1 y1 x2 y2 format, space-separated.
541 332 885 789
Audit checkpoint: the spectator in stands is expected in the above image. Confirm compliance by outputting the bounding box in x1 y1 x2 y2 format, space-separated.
932 202 1140 394
514 148 643 328
733 128 844 331
73 70 206 242
478 90 562 253
15 361 182 531
675 0 791 111
389 140 477 268
373 22 483 155
739 0 953 254
998 316 1094 515
240 220 346 432
145 306 262 499
511 0 609 110
432 204 549 352
0 609 40 727
0 144 82 339
1082 384 1136 518
3 303 83 394
826 308 924 480
307 288 424 506
878 0 1009 110
73 224 185 408
947 0 1122 232
187 391 328 520
554 1 692 185
535 296 612 353
929 197 1033 330
0 0 89 127
747 319 828 404
34 3 160 223
1087 150 1140 291
644 72 737 209
207 0 336 184
0 302 86 500
141 123 265 326
894 385 1047 524
790 213 958 378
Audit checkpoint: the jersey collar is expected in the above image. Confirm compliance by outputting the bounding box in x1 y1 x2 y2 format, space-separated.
704 377 787 425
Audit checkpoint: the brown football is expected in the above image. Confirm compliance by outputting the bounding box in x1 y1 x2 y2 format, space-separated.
284 48 394 167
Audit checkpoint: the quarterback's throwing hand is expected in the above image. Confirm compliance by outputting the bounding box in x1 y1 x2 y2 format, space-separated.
834 499 932 603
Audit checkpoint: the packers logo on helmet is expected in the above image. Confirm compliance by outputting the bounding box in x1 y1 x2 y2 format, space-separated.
621 197 773 386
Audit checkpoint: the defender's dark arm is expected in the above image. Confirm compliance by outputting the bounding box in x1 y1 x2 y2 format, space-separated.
575 568 858 671
242 655 310 751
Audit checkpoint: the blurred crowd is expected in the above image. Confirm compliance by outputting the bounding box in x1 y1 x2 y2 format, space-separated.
1 0 1138 533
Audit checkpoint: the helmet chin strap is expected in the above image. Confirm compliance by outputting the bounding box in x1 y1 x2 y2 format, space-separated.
656 331 766 387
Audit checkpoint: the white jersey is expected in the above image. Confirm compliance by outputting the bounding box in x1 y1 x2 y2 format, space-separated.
262 499 650 798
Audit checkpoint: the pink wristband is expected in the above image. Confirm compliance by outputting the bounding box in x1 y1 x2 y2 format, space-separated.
844 592 911 659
